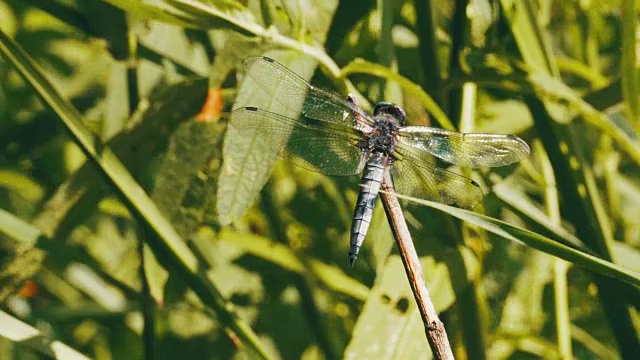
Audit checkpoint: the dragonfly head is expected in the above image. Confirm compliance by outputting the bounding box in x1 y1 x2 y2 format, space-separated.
374 102 406 126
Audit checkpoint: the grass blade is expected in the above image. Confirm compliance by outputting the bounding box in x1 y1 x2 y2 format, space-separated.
0 28 272 360
392 193 640 289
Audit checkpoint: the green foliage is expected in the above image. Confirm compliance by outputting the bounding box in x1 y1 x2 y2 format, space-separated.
0 0 639 359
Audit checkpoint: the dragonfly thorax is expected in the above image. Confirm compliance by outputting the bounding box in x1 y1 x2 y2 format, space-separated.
360 113 401 155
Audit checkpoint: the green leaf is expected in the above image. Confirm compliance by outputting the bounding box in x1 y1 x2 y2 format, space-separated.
392 193 640 289
0 28 272 360
0 311 90 360
492 181 587 251
527 70 640 166
218 229 370 301
500 1 640 355
217 51 318 225
100 0 213 30
152 120 225 236
0 208 46 302
0 207 42 247
612 242 640 273
345 253 476 359
340 59 454 130
488 250 552 358
345 256 431 359
34 77 209 240
620 0 640 129
166 0 263 36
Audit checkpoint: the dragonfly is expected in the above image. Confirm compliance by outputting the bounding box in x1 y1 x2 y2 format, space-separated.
230 56 530 266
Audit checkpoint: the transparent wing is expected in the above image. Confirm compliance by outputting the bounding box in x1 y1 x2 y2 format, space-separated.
398 126 530 168
390 143 484 208
244 56 374 132
230 107 367 175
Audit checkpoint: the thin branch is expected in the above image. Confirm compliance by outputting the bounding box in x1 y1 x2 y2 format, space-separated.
379 171 454 360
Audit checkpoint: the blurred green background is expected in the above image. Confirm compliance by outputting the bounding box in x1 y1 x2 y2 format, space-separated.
1 0 639 359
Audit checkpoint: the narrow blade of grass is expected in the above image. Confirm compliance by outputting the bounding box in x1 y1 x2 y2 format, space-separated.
392 193 640 289
0 29 272 360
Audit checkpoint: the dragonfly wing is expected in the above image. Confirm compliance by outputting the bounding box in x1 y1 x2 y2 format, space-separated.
398 127 530 168
230 107 367 175
390 143 484 208
244 56 375 132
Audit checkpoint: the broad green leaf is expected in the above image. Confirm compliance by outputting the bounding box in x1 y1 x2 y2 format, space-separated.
217 50 318 225
34 77 209 239
32 77 210 309
149 120 227 303
345 256 432 360
152 120 225 237
167 0 263 36
345 252 476 360
101 0 213 30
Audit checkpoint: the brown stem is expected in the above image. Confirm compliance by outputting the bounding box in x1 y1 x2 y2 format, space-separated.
379 171 454 360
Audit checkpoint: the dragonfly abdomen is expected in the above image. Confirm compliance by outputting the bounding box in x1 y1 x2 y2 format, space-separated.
349 152 387 266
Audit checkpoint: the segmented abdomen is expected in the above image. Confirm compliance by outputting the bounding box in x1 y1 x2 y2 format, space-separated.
348 152 387 266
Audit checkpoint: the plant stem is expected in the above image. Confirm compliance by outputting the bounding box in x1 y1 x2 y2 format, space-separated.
379 171 454 360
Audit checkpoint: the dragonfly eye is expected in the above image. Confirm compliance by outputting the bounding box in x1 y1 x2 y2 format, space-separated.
374 102 406 125
373 102 393 115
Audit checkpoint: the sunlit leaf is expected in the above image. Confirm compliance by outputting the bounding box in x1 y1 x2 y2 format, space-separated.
345 253 476 360
218 229 370 301
0 311 90 360
217 51 318 225
0 28 271 360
